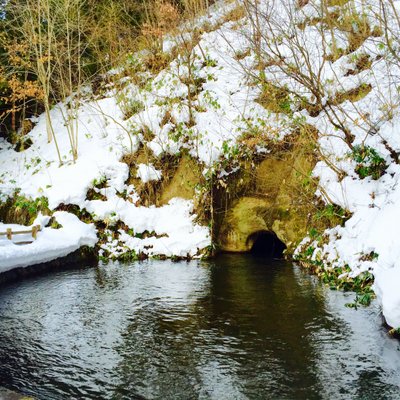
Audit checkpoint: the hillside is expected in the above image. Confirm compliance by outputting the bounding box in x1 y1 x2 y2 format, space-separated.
1 0 400 330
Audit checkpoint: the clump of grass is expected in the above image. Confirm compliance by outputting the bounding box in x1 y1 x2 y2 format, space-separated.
257 81 293 115
351 145 387 180
0 194 50 225
327 0 349 6
222 3 246 23
303 5 372 59
345 53 372 76
121 99 145 120
332 83 372 105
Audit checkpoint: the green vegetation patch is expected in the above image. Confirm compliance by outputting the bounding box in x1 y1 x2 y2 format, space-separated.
0 194 50 225
351 145 387 180
294 241 375 308
256 82 293 115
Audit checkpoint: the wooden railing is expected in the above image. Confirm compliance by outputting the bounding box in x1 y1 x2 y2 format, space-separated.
0 225 41 240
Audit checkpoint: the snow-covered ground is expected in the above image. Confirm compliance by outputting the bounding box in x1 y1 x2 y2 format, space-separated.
0 212 97 272
1 0 400 329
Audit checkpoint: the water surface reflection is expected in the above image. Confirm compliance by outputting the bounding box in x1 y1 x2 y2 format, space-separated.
0 255 399 399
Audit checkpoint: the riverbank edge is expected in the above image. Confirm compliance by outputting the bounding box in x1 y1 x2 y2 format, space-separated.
1 247 398 336
0 246 97 286
0 386 35 400
293 257 400 334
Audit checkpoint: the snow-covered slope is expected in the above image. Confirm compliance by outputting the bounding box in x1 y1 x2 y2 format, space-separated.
266 0 400 329
0 1 266 269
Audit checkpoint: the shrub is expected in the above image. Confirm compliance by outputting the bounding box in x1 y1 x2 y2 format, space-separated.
351 145 387 179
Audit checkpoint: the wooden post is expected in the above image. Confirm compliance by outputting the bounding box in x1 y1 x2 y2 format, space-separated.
32 225 39 239
6 228 12 240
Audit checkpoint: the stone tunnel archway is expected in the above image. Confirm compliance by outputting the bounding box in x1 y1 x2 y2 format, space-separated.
217 197 308 255
215 140 315 256
246 230 286 258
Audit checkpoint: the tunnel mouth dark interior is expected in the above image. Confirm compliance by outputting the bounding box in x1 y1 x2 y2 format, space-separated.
247 230 286 258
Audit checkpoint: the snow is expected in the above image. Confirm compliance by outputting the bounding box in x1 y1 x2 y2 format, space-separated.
136 163 162 183
374 266 400 329
102 199 210 259
0 97 135 209
0 212 97 273
86 197 210 258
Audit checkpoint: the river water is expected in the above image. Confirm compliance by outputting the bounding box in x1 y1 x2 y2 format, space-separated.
0 255 399 399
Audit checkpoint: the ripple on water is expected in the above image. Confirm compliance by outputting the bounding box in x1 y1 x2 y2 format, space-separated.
0 256 399 399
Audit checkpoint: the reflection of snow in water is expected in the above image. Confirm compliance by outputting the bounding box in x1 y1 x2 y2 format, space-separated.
293 262 400 398
312 288 400 399
0 258 400 399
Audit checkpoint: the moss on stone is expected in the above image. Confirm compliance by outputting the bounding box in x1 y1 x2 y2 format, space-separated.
216 131 319 255
160 155 202 205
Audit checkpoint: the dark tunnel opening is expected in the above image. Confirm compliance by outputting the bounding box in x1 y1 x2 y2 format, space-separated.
247 230 286 258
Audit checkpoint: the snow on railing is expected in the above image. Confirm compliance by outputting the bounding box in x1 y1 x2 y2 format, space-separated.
0 225 41 240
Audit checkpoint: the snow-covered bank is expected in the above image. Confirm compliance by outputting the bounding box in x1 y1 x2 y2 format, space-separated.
0 1 256 268
279 0 400 329
0 212 97 273
374 267 400 330
88 197 210 259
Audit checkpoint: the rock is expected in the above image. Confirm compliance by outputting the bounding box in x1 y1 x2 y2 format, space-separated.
0 387 34 400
